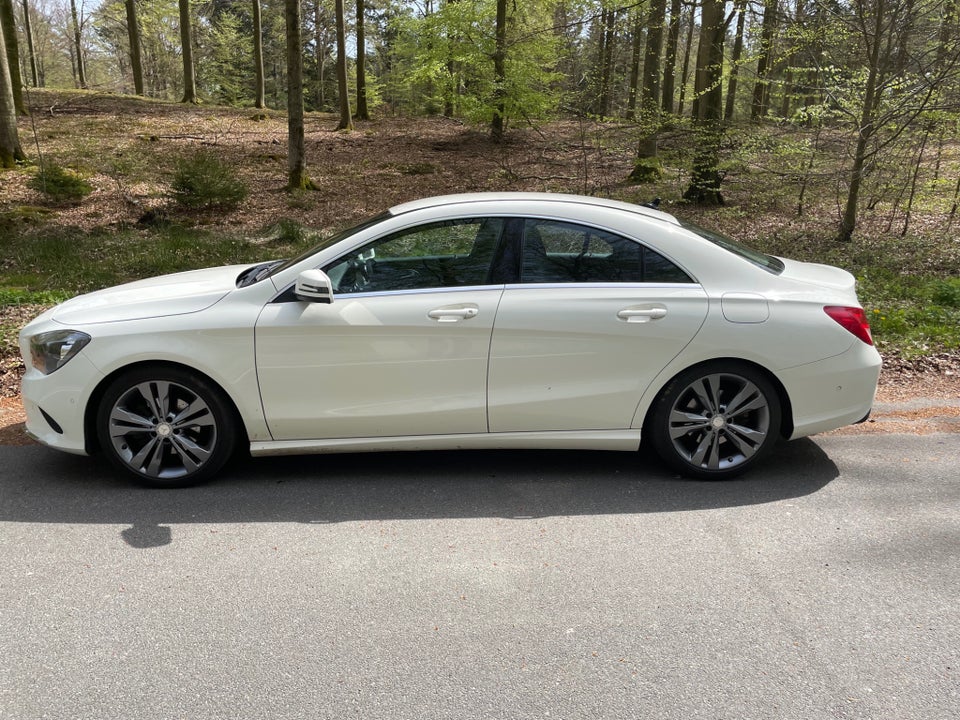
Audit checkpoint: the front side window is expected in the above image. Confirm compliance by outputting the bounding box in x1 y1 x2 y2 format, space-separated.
520 220 693 284
323 218 506 294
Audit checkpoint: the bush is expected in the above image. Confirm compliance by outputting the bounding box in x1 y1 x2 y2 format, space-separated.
28 164 93 205
171 150 248 210
932 279 960 308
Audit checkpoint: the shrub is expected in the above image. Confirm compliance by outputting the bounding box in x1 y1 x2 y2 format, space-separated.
28 164 93 205
932 279 960 309
171 150 248 210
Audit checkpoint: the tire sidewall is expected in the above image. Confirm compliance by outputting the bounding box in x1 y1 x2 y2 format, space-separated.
648 361 782 480
96 366 237 488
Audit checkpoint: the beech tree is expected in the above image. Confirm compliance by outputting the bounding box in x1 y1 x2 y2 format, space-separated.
751 0 778 120
252 0 265 109
490 0 507 139
0 4 23 166
124 0 144 95
285 0 310 188
178 0 197 103
355 0 369 120
69 0 85 88
335 0 352 129
20 0 39 87
631 0 667 182
683 0 730 204
0 0 24 113
825 0 960 241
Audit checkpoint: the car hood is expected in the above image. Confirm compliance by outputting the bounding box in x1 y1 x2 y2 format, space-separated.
52 265 248 326
777 257 857 293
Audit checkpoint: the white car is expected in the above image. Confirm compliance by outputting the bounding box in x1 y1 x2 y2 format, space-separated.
20 193 881 487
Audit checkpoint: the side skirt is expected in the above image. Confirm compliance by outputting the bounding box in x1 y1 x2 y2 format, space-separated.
250 430 642 457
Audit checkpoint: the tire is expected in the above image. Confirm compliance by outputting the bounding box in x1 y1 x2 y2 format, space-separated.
96 366 238 488
648 362 782 480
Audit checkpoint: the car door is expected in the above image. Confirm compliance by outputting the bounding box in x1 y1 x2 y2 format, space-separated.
487 218 709 432
255 218 507 440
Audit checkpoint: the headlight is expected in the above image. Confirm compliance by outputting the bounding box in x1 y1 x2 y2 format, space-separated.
29 330 92 375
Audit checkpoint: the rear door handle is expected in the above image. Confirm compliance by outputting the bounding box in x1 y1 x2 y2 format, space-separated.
617 306 667 323
428 305 480 323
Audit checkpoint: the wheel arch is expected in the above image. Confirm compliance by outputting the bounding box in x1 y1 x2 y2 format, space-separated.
83 360 249 455
640 357 794 440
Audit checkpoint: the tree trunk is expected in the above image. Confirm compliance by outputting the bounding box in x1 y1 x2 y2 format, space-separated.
69 0 85 88
597 8 616 118
677 1 696 115
20 0 39 87
178 0 197 103
335 0 352 130
625 9 643 120
683 0 727 204
751 0 777 120
724 0 746 120
0 0 24 113
937 0 957 71
253 0 265 108
839 0 886 242
355 0 369 120
313 0 325 110
285 0 310 189
661 0 682 114
124 0 144 95
631 0 666 182
0 5 23 166
490 0 507 141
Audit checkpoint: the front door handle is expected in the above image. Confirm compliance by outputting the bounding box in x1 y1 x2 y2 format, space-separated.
617 306 667 323
428 305 480 323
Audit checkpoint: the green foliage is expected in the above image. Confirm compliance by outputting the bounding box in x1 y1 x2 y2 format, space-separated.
198 9 254 106
932 279 960 309
171 151 249 210
0 224 264 295
851 270 960 356
385 0 563 127
28 164 94 205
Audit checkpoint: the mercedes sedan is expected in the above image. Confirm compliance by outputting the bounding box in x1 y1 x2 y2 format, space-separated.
20 193 881 487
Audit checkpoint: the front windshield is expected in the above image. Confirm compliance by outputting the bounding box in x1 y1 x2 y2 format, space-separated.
680 220 784 274
265 211 393 279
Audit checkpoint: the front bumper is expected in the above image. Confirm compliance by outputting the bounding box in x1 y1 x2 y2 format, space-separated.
20 352 105 455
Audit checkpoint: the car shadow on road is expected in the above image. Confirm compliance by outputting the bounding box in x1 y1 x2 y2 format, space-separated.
1 438 838 548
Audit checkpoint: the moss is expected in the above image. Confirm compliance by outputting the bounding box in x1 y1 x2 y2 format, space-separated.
628 157 663 184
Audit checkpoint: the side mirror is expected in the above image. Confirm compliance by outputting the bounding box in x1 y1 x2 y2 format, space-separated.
295 269 334 304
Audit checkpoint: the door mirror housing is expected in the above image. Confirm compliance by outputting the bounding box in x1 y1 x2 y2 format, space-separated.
295 269 334 304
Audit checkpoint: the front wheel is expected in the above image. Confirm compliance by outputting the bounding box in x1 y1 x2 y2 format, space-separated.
96 366 237 488
648 363 782 480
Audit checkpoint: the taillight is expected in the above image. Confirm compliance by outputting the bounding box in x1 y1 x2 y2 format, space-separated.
824 306 874 346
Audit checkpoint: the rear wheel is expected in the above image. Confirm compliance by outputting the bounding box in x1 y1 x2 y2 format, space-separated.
648 362 781 480
96 366 237 488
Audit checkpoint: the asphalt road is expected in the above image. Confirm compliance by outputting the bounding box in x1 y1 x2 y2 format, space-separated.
1 434 957 720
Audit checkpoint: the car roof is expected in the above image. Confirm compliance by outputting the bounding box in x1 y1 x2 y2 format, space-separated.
388 192 682 227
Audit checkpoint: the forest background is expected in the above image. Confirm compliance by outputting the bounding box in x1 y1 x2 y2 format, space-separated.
1 0 959 399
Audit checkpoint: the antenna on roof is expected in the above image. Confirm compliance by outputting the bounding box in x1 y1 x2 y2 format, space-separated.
640 198 662 210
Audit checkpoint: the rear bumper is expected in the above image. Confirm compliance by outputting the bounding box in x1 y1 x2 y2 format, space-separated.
779 342 882 439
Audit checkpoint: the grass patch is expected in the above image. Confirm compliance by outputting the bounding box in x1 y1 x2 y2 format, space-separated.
0 224 273 297
856 270 960 357
28 163 93 205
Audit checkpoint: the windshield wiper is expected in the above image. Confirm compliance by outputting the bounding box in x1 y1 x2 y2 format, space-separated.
237 260 284 288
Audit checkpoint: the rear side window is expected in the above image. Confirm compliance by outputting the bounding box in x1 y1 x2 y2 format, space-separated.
520 219 693 284
680 220 784 274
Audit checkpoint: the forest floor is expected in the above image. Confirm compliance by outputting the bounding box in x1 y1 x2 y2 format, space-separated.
0 90 957 444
